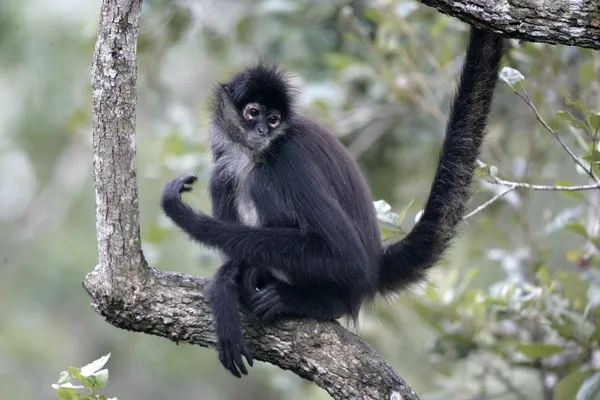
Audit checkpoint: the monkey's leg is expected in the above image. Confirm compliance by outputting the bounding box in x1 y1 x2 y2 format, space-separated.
205 260 253 378
242 273 347 324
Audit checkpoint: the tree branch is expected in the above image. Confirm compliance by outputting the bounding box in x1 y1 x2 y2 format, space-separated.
418 0 600 50
83 1 419 398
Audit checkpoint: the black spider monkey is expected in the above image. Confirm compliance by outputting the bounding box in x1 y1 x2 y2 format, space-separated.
161 26 507 377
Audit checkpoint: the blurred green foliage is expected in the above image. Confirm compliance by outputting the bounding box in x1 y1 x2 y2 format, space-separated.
1 0 600 399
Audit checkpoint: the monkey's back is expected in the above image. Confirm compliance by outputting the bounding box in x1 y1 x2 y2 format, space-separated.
277 115 383 265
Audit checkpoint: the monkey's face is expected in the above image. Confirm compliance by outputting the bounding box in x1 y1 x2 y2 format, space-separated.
238 102 283 152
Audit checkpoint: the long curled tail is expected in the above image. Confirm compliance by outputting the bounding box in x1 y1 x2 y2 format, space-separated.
378 27 507 294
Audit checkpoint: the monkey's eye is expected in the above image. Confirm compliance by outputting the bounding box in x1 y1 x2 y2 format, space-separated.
268 115 280 127
243 103 261 120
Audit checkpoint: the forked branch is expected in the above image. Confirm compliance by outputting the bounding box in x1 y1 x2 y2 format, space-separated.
83 0 418 399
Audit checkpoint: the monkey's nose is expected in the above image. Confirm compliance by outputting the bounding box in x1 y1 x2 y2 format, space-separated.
256 126 268 136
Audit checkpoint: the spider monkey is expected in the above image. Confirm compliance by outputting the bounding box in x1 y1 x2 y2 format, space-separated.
161 26 507 377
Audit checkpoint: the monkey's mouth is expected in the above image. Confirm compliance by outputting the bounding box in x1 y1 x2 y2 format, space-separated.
246 137 270 152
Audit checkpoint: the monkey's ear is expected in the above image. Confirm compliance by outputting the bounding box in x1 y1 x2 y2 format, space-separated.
221 83 231 95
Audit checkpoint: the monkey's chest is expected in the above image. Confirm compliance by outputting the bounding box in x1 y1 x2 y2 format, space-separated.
235 179 259 226
218 148 290 228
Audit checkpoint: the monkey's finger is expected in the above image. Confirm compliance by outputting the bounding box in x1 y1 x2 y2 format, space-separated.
180 174 198 184
227 357 242 379
219 346 241 378
234 350 248 376
241 346 254 367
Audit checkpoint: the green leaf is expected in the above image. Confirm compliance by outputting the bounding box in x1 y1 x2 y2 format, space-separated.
565 311 596 341
474 164 491 178
396 199 414 227
363 7 382 23
80 353 111 377
589 113 600 132
555 180 585 200
323 53 361 70
56 387 80 400
577 371 600 400
582 149 600 164
58 371 71 385
566 99 589 114
556 369 597 400
536 267 553 288
93 369 109 389
565 222 589 238
557 110 589 131
579 62 596 87
68 367 82 381
559 271 590 311
514 343 565 358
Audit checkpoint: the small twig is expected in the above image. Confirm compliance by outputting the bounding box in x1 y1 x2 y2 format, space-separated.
463 186 517 220
591 125 599 175
514 85 600 184
463 175 600 220
491 177 600 191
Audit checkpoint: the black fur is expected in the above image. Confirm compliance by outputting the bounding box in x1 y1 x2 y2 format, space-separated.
161 28 507 378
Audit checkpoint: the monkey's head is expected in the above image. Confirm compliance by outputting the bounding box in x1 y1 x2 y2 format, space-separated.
211 62 297 153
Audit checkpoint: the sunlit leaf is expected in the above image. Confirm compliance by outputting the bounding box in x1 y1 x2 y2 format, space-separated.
374 200 401 226
566 99 589 114
80 353 111 377
474 165 491 179
499 67 524 85
514 343 565 358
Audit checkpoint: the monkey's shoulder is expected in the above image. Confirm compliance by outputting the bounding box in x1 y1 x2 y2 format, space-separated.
212 145 255 182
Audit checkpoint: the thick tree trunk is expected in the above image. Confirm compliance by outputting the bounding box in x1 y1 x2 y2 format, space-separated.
83 0 419 399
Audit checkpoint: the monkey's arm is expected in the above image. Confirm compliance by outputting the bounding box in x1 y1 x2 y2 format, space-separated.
204 170 254 378
378 27 507 293
209 170 239 223
161 174 369 289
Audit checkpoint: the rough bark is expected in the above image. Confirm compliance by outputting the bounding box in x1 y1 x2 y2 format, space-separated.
84 0 418 398
420 0 600 49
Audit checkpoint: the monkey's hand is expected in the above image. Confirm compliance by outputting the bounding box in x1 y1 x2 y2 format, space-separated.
161 174 202 226
216 326 254 378
249 282 287 324
162 174 198 200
